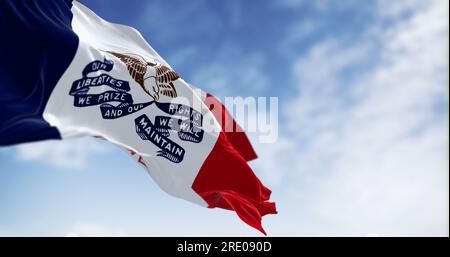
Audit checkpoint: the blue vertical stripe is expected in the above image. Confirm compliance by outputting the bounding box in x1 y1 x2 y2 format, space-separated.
0 0 79 145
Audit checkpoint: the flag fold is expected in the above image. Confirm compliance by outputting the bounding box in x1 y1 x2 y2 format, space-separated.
0 0 276 234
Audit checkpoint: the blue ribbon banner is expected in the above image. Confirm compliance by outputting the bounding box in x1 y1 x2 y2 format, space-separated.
69 58 151 119
154 116 204 143
135 114 185 163
69 58 205 163
82 58 114 77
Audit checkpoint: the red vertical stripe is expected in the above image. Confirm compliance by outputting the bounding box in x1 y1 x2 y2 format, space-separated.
192 132 277 235
204 93 258 162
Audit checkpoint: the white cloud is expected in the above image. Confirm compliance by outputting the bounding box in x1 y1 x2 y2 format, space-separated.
191 44 269 97
16 138 110 169
274 0 449 236
166 45 199 69
281 19 318 55
376 0 429 19
65 222 127 237
249 135 295 187
138 1 222 43
277 0 361 11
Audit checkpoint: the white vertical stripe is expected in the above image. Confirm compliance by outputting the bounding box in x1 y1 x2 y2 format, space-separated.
43 1 221 206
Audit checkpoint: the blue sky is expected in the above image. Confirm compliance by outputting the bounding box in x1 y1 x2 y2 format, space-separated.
0 0 448 236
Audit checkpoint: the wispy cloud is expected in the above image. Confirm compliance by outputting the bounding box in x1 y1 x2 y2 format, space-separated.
16 138 110 169
276 0 449 235
65 222 127 237
191 44 269 97
138 0 222 43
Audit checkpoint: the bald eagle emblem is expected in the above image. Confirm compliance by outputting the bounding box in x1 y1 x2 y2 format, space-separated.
105 51 179 101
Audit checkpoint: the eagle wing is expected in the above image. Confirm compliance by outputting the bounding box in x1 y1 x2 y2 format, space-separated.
106 51 147 88
155 65 179 98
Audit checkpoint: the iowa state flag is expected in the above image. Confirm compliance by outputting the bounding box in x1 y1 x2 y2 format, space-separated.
0 0 276 234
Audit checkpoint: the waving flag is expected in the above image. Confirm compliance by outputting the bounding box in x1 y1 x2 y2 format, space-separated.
0 0 276 234
194 88 258 162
